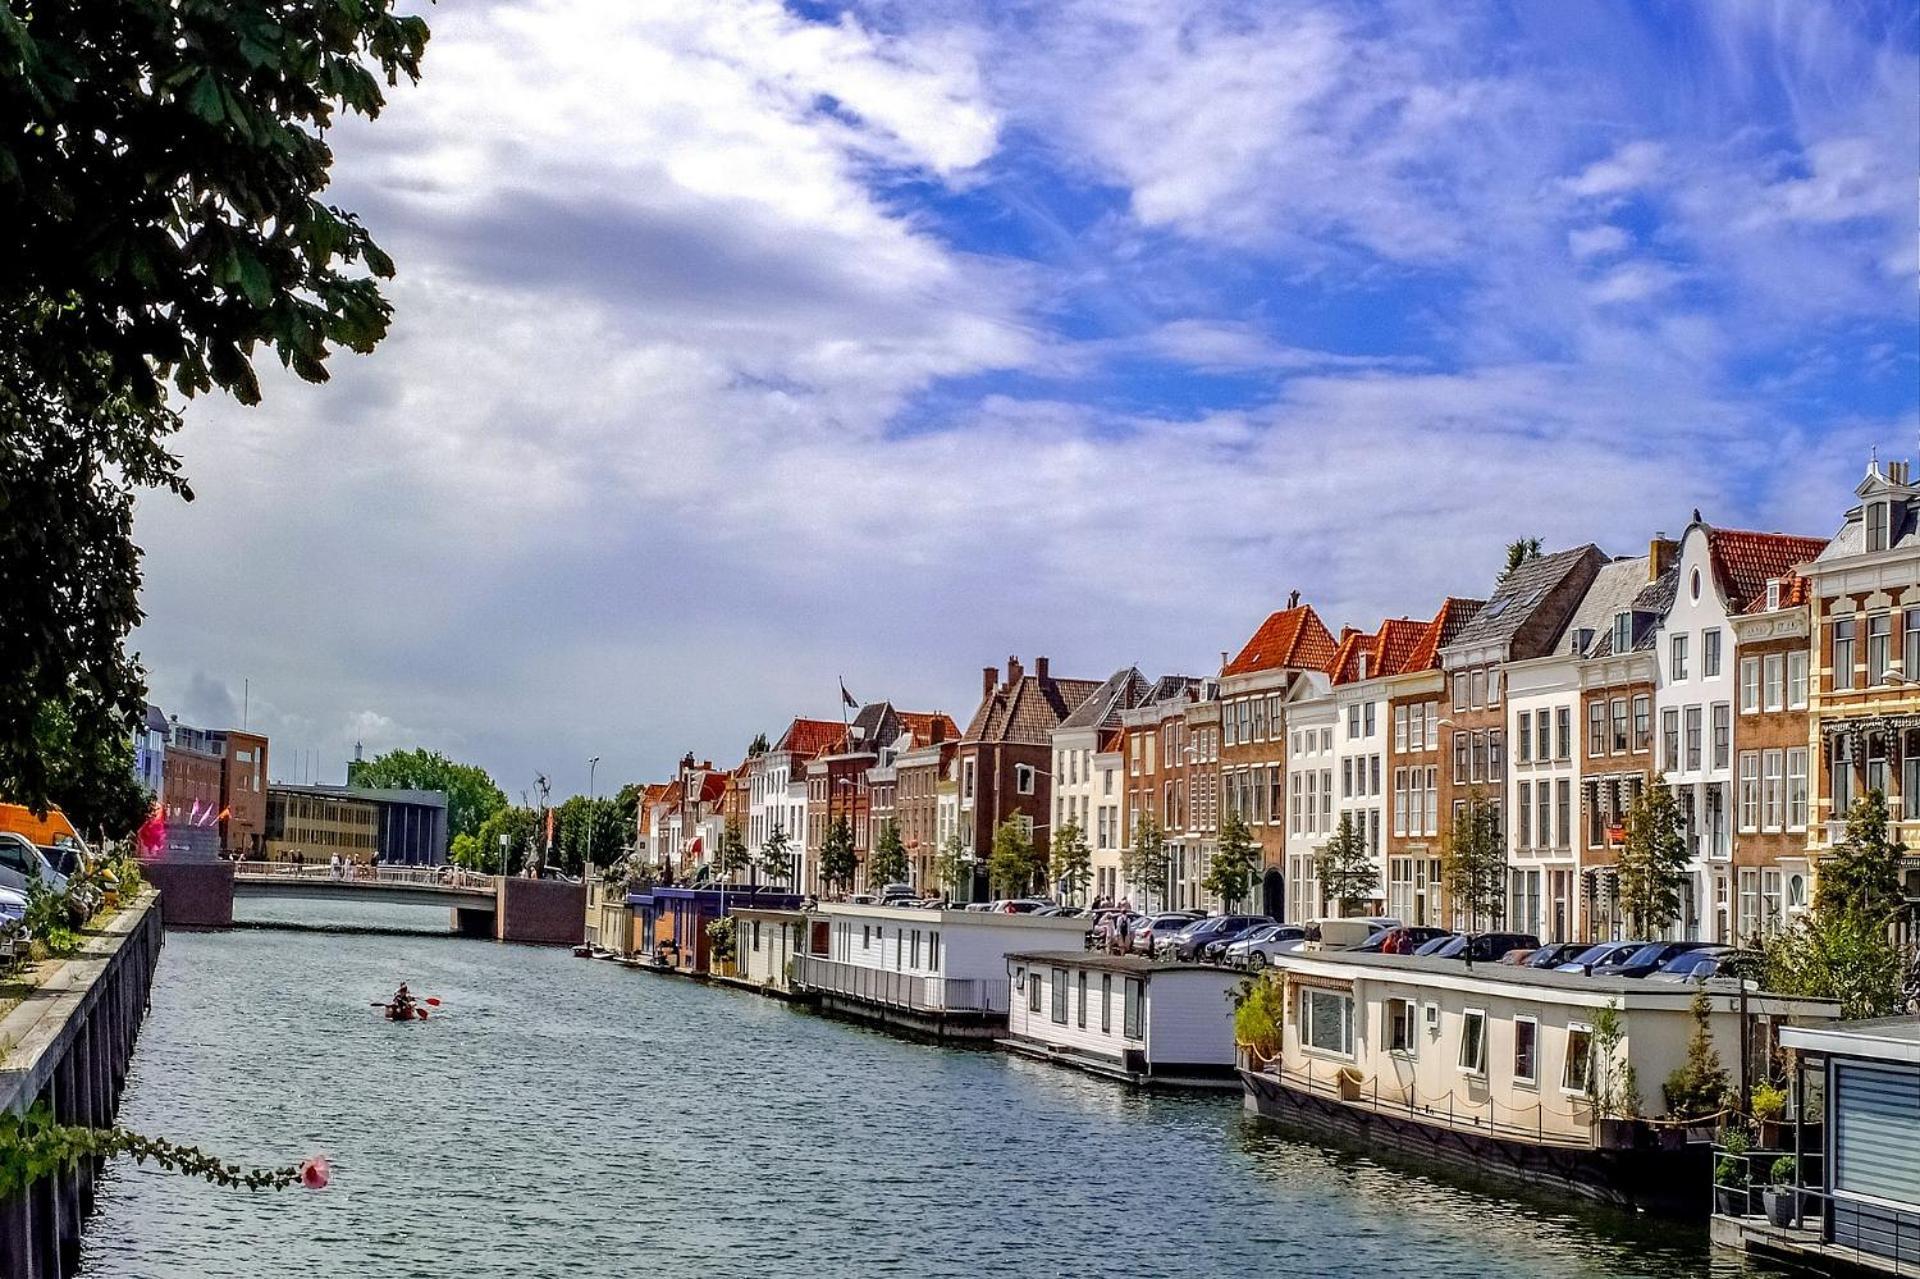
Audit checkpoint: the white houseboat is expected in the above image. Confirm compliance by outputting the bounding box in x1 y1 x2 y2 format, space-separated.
1002 951 1242 1088
731 906 806 997
1241 947 1838 1215
792 903 1091 1040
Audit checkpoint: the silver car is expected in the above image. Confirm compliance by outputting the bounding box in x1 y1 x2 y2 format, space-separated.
1232 924 1308 969
0 833 68 896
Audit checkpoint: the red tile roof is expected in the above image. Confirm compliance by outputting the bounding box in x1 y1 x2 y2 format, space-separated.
897 711 960 747
775 717 846 760
1707 529 1826 613
1327 628 1375 685
1742 571 1812 614
1223 604 1339 677
1406 597 1486 672
695 773 727 805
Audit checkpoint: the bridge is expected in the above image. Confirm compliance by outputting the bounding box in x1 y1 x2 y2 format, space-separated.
139 859 587 946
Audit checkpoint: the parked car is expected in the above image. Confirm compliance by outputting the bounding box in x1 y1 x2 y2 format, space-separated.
1420 932 1539 963
1130 912 1200 955
0 833 68 897
878 882 914 904
1647 946 1744 983
1555 941 1650 974
1167 914 1273 961
1522 942 1591 970
1359 926 1451 955
1308 916 1400 949
1229 924 1307 968
1590 940 1715 979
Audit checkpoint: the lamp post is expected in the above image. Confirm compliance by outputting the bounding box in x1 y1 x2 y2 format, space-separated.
585 755 601 880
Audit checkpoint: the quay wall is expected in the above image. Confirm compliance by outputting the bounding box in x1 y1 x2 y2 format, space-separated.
0 895 164 1278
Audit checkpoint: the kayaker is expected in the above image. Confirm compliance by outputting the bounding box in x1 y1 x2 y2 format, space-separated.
390 983 416 1019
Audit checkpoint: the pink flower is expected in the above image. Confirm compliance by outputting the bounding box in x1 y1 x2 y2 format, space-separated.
297 1156 330 1189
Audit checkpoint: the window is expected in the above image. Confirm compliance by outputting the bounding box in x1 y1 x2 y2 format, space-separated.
1556 707 1571 760
1907 609 1920 683
1662 709 1681 771
1555 779 1571 848
1537 779 1552 848
1787 748 1809 830
1048 969 1068 1023
1517 714 1531 764
1712 703 1731 770
1868 613 1892 686
1452 671 1468 712
1518 784 1532 849
1101 974 1112 1033
962 759 976 802
1761 653 1785 712
1684 706 1702 771
1076 971 1087 1028
1458 1009 1487 1075
1632 695 1652 752
1347 704 1361 739
1775 650 1797 711
1671 633 1689 680
1587 702 1605 757
1454 732 1470 783
1867 499 1890 551
1610 698 1629 754
1833 616 1856 691
1394 705 1409 752
1301 988 1353 1057
1762 750 1785 830
1612 611 1632 655
1536 709 1551 761
1027 970 1041 1012
1563 1024 1594 1093
1741 657 1761 713
1906 752 1920 822
1703 628 1722 677
1014 764 1037 796
1513 1015 1538 1086
1470 667 1487 710
1833 736 1856 812
1738 751 1759 830
1387 997 1417 1054
1123 977 1142 1039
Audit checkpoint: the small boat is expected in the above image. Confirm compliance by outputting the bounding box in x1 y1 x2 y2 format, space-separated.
571 944 593 958
383 1003 426 1021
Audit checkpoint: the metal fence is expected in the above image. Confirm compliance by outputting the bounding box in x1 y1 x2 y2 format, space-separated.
792 955 988 1013
232 861 494 891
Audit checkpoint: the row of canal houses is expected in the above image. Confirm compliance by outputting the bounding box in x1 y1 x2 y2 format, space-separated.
607 457 1920 953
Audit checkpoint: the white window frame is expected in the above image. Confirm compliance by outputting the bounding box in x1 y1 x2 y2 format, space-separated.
1561 1022 1595 1095
1458 1007 1488 1076
1513 1013 1539 1087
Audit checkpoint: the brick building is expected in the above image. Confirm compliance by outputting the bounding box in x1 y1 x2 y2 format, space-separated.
1730 570 1815 938
1384 598 1481 928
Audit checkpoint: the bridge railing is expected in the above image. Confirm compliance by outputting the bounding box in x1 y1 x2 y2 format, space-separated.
231 861 495 891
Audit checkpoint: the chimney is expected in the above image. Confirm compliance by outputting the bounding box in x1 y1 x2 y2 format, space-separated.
1648 534 1678 582
1893 461 1911 485
1219 649 1229 675
1287 589 1301 610
1006 655 1024 686
982 666 998 699
1035 656 1049 682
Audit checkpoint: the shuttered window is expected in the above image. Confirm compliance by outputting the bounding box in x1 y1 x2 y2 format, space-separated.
1835 1062 1920 1207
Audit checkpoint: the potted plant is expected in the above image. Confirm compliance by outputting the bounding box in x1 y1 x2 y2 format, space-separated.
1762 1155 1799 1228
1714 1128 1752 1217
1750 1080 1788 1148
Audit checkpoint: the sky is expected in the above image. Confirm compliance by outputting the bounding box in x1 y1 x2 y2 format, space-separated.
134 0 1919 800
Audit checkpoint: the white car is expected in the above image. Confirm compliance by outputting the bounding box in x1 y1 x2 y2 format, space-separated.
1225 924 1306 968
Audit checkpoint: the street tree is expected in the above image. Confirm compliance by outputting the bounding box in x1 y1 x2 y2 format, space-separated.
1123 814 1168 909
988 817 1045 898
934 832 971 901
471 806 536 876
717 817 753 881
758 825 795 886
1315 813 1376 917
1617 781 1689 937
552 794 629 877
1050 819 1093 904
1202 811 1260 910
868 820 909 888
0 1 429 820
819 817 857 896
1442 790 1506 930
1817 789 1908 923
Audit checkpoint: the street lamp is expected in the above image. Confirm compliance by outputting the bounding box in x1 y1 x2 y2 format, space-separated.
586 756 601 880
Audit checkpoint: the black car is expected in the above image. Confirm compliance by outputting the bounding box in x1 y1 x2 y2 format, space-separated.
1171 914 1274 962
1590 940 1714 979
1422 932 1540 963
1522 942 1590 970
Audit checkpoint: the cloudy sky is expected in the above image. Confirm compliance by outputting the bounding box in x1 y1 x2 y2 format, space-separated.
135 0 1918 798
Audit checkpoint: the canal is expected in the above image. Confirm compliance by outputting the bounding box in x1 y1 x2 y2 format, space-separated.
80 902 1772 1277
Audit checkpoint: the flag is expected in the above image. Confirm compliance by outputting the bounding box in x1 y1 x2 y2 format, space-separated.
840 679 858 709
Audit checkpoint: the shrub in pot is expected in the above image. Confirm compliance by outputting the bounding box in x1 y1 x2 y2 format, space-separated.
1714 1128 1752 1217
1762 1155 1799 1228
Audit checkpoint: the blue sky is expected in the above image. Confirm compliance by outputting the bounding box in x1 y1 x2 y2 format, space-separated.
134 0 1918 796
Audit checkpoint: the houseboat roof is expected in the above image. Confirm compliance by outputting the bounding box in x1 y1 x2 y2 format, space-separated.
1780 1015 1920 1063
812 902 1091 931
730 905 806 922
1005 950 1231 976
1272 948 1838 1015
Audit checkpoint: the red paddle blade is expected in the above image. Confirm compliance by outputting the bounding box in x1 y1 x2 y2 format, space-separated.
424 997 441 1006
415 1007 429 1019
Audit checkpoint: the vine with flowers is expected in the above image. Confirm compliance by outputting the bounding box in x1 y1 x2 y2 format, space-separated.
0 1104 316 1197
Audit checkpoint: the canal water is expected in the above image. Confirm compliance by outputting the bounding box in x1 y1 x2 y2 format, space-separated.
80 901 1774 1278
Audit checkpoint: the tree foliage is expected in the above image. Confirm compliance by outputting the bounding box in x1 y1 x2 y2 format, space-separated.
28 696 149 839
988 816 1045 898
819 816 856 894
867 819 908 888
1123 814 1167 908
1617 781 1689 937
470 806 536 876
0 0 429 822
1503 537 1543 574
933 831 971 899
1763 902 1910 1020
1050 818 1092 903
1203 811 1260 910
551 794 630 877
1817 790 1908 923
717 816 753 880
758 824 794 885
346 748 505 841
1314 812 1375 917
1442 790 1506 929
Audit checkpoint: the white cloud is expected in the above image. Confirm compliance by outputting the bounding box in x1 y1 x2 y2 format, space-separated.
1567 225 1631 260
1587 261 1683 305
1563 141 1664 198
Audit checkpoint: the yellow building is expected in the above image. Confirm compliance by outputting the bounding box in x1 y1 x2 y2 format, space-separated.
263 784 380 863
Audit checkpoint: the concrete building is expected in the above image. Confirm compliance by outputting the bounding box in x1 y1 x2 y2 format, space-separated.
1281 668 1336 923
1121 676 1209 911
748 720 836 887
262 783 448 865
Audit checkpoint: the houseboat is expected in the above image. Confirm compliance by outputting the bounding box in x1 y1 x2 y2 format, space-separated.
1002 951 1242 1088
791 902 1090 1040
1240 947 1838 1216
625 886 803 975
730 906 807 997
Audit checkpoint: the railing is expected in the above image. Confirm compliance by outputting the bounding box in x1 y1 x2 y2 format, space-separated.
232 861 495 892
792 954 988 1013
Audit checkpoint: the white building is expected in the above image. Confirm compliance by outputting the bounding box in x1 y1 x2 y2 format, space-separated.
750 718 840 887
1282 672 1337 921
1330 625 1420 915
1050 668 1148 904
1002 950 1243 1087
734 906 806 995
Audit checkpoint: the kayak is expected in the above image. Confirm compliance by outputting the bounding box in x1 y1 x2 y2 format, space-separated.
383 1004 426 1021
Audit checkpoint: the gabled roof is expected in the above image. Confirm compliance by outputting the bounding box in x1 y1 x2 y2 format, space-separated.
1329 618 1430 685
1327 628 1376 685
695 773 727 805
963 671 1104 745
896 711 959 747
1057 667 1151 731
1405 597 1485 672
1565 556 1657 659
774 717 845 760
1744 571 1810 614
1706 528 1827 613
1223 604 1339 677
1445 544 1605 657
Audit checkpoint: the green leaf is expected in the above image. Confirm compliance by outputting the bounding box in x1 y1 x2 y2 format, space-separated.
187 72 225 124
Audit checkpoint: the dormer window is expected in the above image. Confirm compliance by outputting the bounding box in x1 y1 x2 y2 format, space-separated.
1612 612 1632 655
1572 627 1594 656
1867 500 1891 552
1766 580 1781 611
1356 654 1369 680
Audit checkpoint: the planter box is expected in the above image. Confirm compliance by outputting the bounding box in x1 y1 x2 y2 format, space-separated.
1762 1187 1797 1228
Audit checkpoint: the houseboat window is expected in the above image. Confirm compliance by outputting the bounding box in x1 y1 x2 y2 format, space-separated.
862 925 871 950
1458 1009 1487 1075
929 931 940 971
1301 988 1353 1057
1051 969 1069 1024
1028 971 1042 1013
751 921 761 952
1123 977 1143 1039
1562 1024 1594 1093
1386 997 1416 1055
1077 972 1088 1029
1101 974 1113 1033
1513 1015 1538 1086
910 929 920 968
1014 965 1026 993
